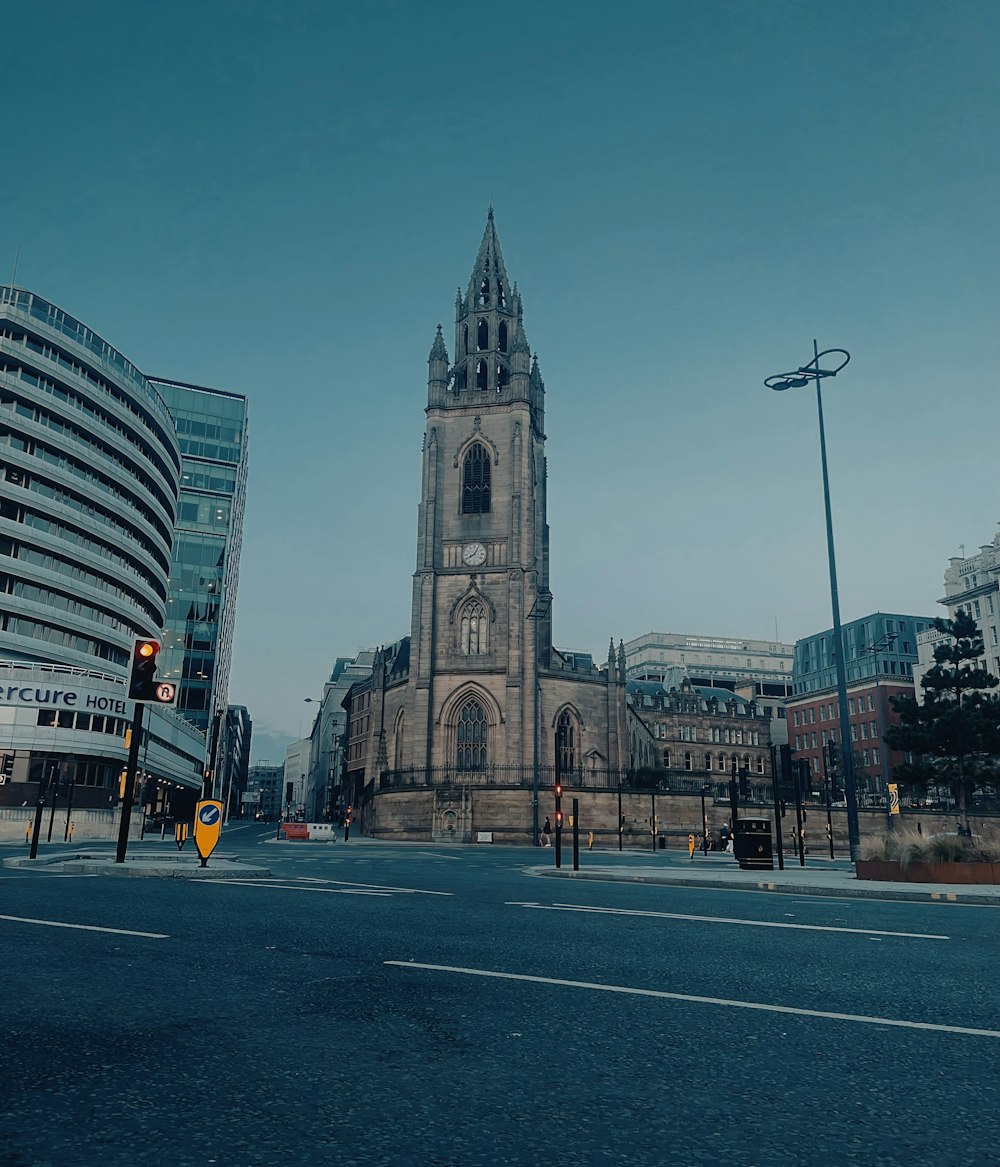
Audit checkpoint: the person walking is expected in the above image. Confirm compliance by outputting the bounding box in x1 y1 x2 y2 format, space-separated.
587 830 595 850
540 816 551 846
688 833 696 860
343 806 353 843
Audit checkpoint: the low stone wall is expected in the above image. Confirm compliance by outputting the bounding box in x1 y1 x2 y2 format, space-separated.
366 787 1000 850
0 806 139 843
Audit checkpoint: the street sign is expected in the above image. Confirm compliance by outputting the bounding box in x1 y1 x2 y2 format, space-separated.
888 783 900 816
194 800 224 864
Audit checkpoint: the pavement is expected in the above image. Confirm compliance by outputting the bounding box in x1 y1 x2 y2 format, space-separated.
529 848 1000 904
1 848 271 878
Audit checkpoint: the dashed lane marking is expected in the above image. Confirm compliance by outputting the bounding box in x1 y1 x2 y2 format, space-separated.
384 962 1000 1039
503 901 948 940
199 877 452 896
0 914 168 938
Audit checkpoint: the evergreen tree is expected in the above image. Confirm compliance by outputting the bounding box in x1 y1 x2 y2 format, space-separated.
887 611 1000 828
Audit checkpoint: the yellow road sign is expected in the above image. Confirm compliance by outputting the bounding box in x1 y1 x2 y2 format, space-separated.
194 800 224 863
888 783 900 815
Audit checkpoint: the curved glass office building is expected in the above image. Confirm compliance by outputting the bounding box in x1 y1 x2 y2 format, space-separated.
0 287 205 822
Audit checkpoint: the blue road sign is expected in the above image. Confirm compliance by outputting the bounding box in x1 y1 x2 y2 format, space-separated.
198 803 222 827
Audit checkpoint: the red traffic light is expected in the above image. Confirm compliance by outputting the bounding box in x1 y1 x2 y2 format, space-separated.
128 636 175 705
555 783 562 797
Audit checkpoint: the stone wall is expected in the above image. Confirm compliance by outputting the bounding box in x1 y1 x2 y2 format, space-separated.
0 806 141 843
367 787 1000 851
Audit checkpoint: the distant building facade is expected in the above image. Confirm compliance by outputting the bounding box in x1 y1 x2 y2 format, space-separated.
788 612 933 794
915 528 1000 694
627 678 774 791
625 631 793 693
247 761 283 821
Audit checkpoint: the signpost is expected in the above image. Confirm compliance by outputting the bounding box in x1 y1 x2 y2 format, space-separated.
193 800 224 867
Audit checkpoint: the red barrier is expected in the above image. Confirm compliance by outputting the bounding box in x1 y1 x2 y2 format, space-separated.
280 822 309 840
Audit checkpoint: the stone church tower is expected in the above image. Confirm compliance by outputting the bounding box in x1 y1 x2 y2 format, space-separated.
382 211 627 785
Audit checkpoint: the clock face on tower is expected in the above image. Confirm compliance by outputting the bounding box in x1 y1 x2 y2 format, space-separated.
462 542 487 567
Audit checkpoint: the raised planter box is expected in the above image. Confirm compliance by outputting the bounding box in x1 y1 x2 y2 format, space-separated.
856 859 1000 884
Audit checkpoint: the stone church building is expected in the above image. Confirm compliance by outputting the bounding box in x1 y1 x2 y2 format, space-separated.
348 212 628 841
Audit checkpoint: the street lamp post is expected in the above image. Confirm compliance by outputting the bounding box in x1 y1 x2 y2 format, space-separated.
527 592 552 846
861 631 899 832
766 342 862 861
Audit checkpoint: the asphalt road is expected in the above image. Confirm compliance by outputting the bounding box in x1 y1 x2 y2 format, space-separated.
2 823 998 1167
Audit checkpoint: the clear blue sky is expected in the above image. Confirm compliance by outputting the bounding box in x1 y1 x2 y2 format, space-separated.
4 1 999 762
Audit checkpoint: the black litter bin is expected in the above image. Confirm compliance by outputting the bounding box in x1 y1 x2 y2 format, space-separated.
657 836 666 849
734 816 774 870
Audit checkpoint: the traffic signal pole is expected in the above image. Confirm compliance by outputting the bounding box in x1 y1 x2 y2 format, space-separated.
115 703 145 863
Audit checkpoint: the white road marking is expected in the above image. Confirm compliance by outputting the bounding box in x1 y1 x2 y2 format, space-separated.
504 901 948 940
199 878 451 896
385 962 1000 1039
0 914 168 938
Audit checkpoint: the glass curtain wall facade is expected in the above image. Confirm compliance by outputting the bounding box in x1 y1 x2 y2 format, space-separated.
147 379 248 738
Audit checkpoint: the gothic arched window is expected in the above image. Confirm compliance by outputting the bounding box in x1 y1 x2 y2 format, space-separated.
478 277 490 307
454 365 467 392
462 324 468 355
456 699 488 771
497 279 506 309
477 319 489 351
556 710 576 775
475 358 488 391
460 601 488 655
718 752 725 771
461 443 491 514
497 362 509 390
498 321 508 353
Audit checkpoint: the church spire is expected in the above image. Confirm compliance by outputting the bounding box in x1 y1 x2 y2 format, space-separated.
466 206 512 312
449 210 519 399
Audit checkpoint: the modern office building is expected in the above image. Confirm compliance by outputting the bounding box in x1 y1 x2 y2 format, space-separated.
624 631 794 696
0 287 205 814
246 761 284 821
146 378 248 752
788 612 933 795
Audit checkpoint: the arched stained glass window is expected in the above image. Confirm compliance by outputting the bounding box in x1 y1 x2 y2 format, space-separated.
460 601 488 655
456 699 488 771
462 443 491 514
556 710 575 775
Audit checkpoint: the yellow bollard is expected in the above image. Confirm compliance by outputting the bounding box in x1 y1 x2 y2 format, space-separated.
25 821 31 845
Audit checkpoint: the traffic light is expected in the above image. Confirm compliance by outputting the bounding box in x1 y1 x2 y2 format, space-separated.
739 769 749 799
0 752 13 781
554 782 563 831
128 636 177 704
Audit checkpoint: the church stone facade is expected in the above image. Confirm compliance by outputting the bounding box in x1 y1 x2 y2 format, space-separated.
350 213 627 840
